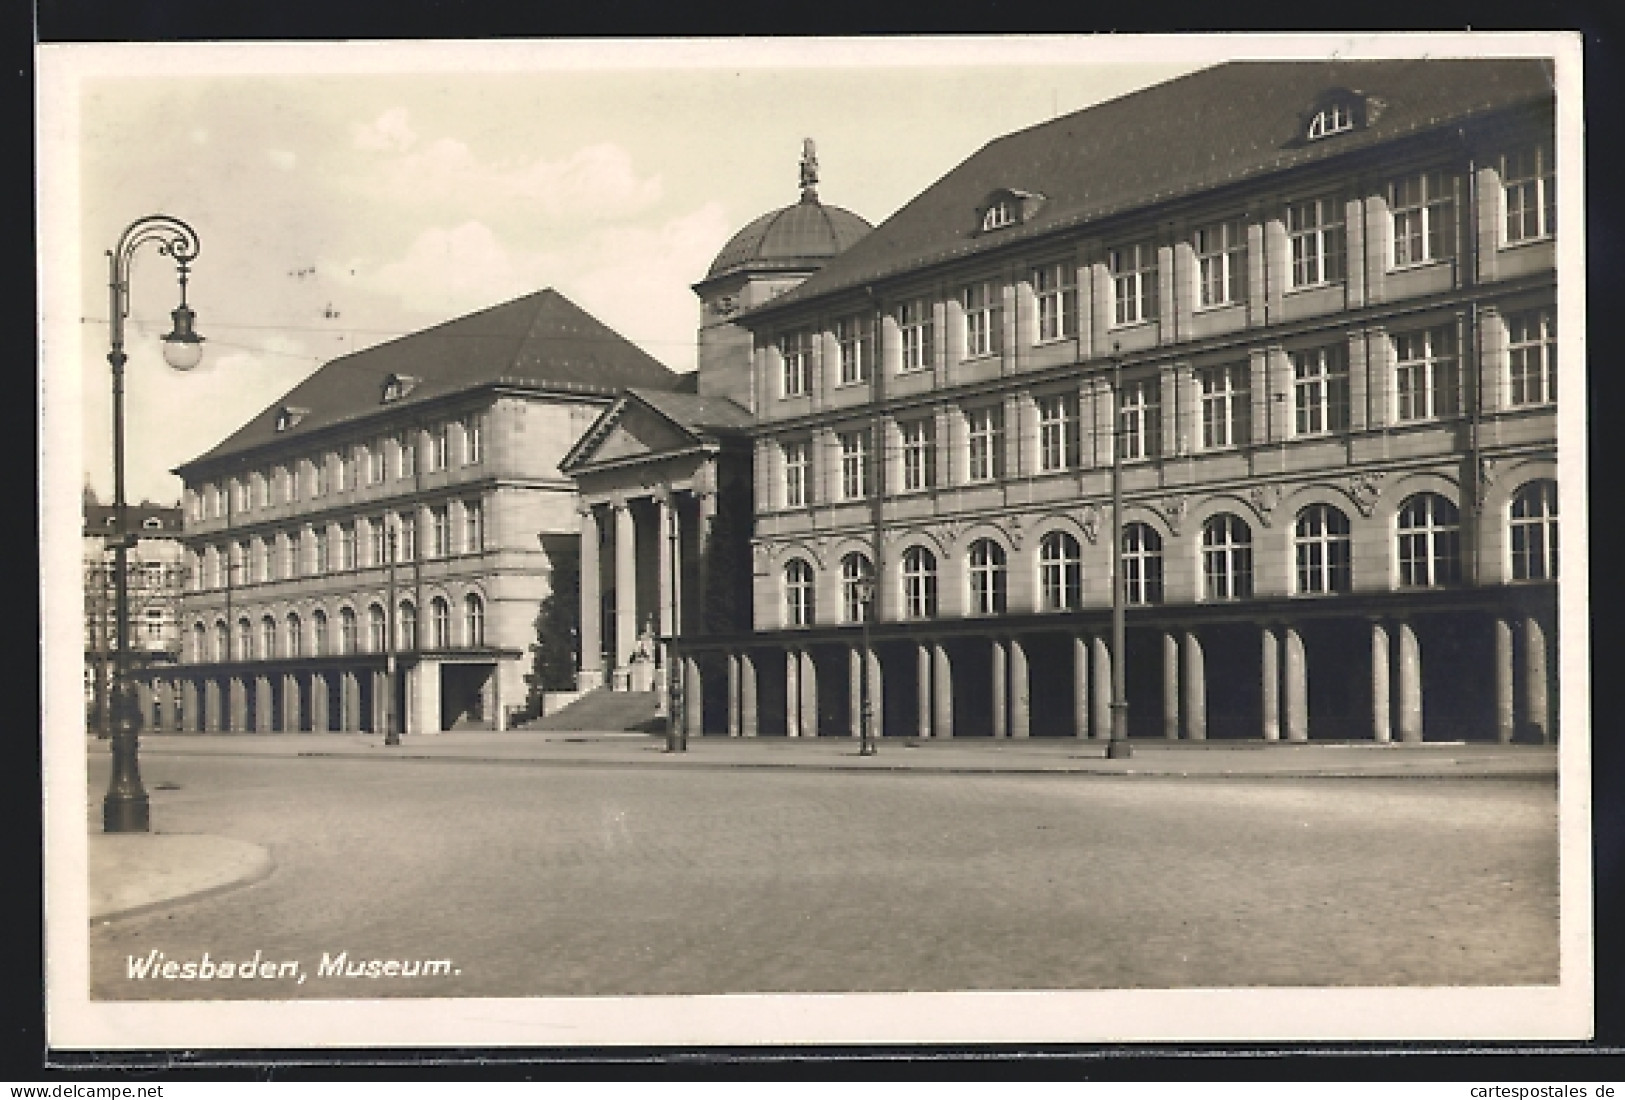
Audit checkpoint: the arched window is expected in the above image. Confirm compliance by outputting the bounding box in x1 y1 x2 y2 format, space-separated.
312 609 329 656
399 601 417 650
1122 522 1164 605
1510 480 1558 581
1397 493 1461 587
1202 514 1254 601
1038 530 1083 611
237 617 253 660
784 559 815 627
840 552 874 623
286 612 302 657
368 604 387 652
339 607 358 655
464 594 484 646
1294 504 1352 594
192 622 207 663
260 615 277 660
431 597 451 649
967 539 1007 615
901 545 938 619
214 620 230 662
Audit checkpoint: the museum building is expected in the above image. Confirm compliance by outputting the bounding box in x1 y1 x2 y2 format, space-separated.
160 289 682 734
660 59 1560 744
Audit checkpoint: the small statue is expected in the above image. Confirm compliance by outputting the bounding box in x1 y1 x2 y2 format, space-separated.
799 138 819 202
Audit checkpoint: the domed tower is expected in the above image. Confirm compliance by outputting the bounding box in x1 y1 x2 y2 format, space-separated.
691 139 872 411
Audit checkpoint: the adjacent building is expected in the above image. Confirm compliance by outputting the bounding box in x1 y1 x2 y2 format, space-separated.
664 59 1560 744
161 289 681 734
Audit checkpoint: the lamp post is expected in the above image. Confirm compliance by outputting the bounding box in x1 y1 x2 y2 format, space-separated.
1107 350 1133 759
385 524 400 745
665 497 686 752
856 571 877 756
102 215 204 833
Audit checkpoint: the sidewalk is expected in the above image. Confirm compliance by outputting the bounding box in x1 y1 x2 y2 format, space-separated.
87 731 1558 921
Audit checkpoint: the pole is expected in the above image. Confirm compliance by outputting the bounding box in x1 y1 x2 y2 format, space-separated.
666 497 685 751
385 525 400 744
1107 352 1133 759
859 579 876 756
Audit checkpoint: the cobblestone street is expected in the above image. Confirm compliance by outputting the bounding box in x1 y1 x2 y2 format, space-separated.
87 748 1560 1000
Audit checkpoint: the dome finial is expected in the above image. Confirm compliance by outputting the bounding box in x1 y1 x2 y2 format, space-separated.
799 138 819 203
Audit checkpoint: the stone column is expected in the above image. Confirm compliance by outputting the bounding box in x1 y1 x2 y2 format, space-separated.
614 501 638 683
282 674 300 733
785 649 801 737
1010 637 1030 738
916 642 932 739
1072 635 1089 739
135 681 156 732
1261 627 1281 741
372 670 389 734
342 670 362 731
801 648 819 739
933 641 954 740
866 645 885 741
1524 617 1550 744
578 506 603 691
1182 632 1206 740
1397 620 1423 743
1371 622 1392 743
182 679 200 733
1163 632 1181 740
1494 617 1515 744
684 655 703 737
1284 627 1308 742
1091 636 1112 740
848 646 863 738
311 672 330 733
229 676 248 732
991 638 1007 739
740 651 758 738
203 678 222 732
255 675 274 733
727 652 742 738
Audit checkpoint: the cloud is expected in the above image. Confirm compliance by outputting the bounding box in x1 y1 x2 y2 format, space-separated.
351 107 417 153
362 221 556 317
267 149 296 171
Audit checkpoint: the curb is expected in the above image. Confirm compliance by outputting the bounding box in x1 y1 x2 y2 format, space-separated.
90 837 277 924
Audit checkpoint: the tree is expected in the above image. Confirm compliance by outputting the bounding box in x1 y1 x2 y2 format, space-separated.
523 548 580 716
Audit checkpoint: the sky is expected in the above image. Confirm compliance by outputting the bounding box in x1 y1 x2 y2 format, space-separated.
42 34 1535 507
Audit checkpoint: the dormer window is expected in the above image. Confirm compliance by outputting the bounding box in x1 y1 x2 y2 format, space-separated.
1302 89 1381 143
977 188 1044 234
142 517 163 530
382 373 421 403
1308 101 1355 140
274 406 310 432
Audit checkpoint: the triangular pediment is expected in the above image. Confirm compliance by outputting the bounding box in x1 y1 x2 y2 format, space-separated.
573 401 697 469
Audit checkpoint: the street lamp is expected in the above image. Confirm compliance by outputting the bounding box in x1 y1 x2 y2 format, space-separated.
384 523 400 745
102 215 204 833
856 570 877 756
1107 349 1133 760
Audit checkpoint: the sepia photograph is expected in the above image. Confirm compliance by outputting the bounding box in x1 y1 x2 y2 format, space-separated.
38 33 1590 1052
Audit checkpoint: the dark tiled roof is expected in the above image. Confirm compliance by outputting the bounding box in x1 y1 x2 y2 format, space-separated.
625 387 754 436
705 198 873 280
180 288 679 471
749 58 1554 316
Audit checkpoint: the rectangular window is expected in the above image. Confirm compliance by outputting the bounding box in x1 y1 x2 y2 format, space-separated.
1194 221 1246 308
899 417 936 492
1394 328 1461 422
899 299 935 371
1507 309 1556 406
1119 379 1161 461
1390 171 1456 267
1037 393 1080 471
1291 346 1351 435
370 517 386 566
431 506 450 558
254 472 270 508
1110 242 1159 326
286 532 301 578
399 433 417 478
277 465 294 503
1502 145 1555 244
782 440 809 507
429 424 449 472
1033 263 1078 341
465 415 484 465
966 404 1005 483
398 512 417 562
368 442 386 485
259 538 275 582
834 315 873 385
314 528 330 574
962 281 1003 358
315 456 332 497
339 523 357 571
342 448 359 491
1198 364 1250 449
839 430 870 500
780 330 812 397
464 499 483 552
1288 197 1347 287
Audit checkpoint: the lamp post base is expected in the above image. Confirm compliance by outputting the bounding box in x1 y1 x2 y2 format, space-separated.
1105 740 1134 760
103 792 150 833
